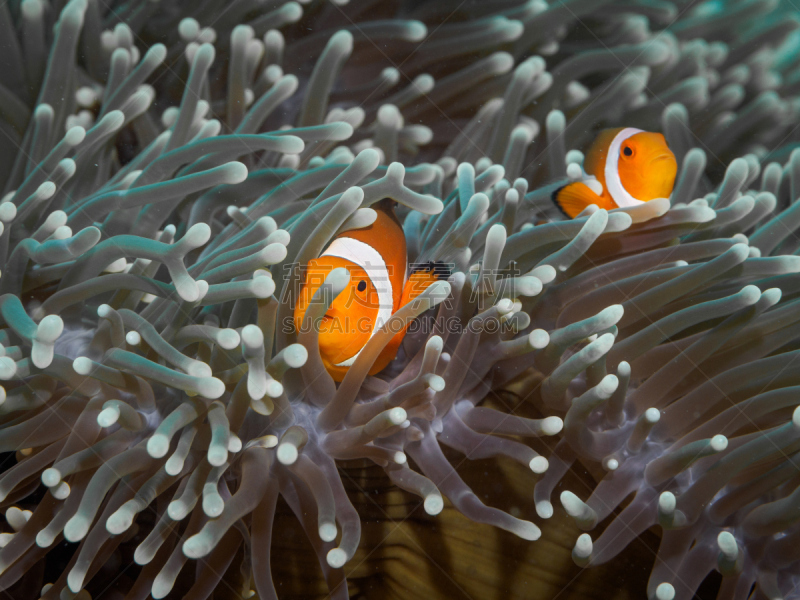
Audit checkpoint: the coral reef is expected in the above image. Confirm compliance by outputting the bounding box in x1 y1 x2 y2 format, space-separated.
2 0 800 598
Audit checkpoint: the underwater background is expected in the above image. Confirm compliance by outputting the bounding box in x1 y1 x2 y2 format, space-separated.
2 0 800 598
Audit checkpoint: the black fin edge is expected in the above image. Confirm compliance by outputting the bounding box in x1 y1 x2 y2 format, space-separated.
409 260 452 280
551 185 571 219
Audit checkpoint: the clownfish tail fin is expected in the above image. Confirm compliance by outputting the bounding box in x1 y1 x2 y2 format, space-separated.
402 261 451 305
552 182 614 218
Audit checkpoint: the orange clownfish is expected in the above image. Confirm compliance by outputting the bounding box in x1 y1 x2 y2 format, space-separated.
553 128 678 218
294 199 444 382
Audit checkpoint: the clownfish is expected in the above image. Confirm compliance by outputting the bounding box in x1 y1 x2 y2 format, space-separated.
294 199 444 382
553 128 678 218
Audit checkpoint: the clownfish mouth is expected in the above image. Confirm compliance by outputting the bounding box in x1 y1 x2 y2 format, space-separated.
650 153 674 164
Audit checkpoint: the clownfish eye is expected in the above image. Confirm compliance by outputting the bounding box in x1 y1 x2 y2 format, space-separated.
357 280 367 292
622 146 633 157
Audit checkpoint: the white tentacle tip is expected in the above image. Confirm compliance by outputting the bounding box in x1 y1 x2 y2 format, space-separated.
63 515 89 542
326 548 348 569
183 534 211 559
147 434 170 458
529 329 550 349
51 481 70 499
518 521 541 541
67 569 85 593
276 442 298 465
72 357 93 375
541 416 562 435
36 530 56 548
529 456 548 473
388 407 407 425
241 324 264 348
535 501 553 519
710 434 728 452
423 494 443 515
572 533 593 566
0 202 16 223
717 531 738 559
654 583 675 600
644 407 661 424
106 509 133 535
319 522 337 542
97 405 120 427
5 506 31 531
41 468 62 487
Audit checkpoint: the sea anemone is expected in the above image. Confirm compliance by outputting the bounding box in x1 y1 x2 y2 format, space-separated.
2 0 800 599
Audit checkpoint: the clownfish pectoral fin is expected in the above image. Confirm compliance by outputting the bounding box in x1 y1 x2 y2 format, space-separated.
552 182 617 218
401 261 451 307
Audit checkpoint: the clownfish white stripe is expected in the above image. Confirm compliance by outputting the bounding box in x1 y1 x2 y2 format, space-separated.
605 127 645 208
321 237 394 367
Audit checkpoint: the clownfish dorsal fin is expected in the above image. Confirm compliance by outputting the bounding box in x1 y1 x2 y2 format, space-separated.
584 129 624 177
401 261 450 307
552 182 616 218
372 197 401 223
